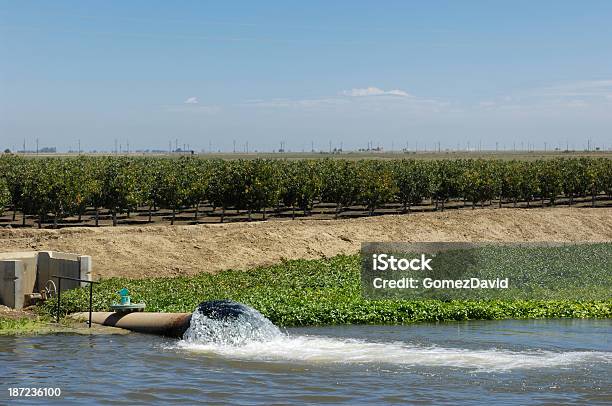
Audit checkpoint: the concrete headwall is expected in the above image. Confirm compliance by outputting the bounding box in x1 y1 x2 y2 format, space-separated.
0 251 92 309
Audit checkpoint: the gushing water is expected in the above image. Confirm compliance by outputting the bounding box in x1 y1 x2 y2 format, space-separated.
182 300 283 346
178 302 612 371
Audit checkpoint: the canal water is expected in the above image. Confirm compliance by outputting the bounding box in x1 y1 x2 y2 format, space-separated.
1 319 610 404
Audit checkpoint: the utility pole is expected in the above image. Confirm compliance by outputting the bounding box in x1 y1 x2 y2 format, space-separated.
78 139 81 154
36 138 39 155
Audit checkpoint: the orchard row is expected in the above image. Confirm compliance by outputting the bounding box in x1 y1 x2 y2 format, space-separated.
0 156 610 227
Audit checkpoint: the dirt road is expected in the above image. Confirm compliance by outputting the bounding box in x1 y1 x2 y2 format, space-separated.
1 208 610 279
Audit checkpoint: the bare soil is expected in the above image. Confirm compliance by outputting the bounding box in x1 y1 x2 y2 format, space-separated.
1 208 610 280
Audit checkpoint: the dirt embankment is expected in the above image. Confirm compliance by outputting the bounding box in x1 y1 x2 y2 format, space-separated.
0 208 610 279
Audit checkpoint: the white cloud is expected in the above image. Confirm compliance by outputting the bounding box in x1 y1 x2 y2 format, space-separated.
184 96 199 104
341 86 411 97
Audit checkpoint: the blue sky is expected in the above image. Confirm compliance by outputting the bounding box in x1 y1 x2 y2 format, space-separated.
1 1 611 152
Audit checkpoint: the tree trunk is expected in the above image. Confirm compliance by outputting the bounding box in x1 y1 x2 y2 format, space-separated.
262 207 266 220
498 195 502 208
38 214 43 229
541 197 545 208
402 201 407 213
472 200 476 210
592 190 596 207
95 208 100 227
441 200 445 211
126 209 130 219
148 206 152 223
335 203 340 219
78 212 82 222
112 211 117 226
54 214 58 229
171 208 176 225
12 209 16 221
194 203 199 220
513 198 517 208
248 209 252 221
22 212 26 226
569 194 573 206
292 206 295 220
220 207 225 223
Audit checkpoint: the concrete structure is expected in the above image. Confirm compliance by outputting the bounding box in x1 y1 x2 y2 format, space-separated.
0 251 92 309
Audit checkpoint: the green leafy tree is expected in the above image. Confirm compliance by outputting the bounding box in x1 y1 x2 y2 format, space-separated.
561 158 587 206
280 160 322 218
207 160 243 222
429 160 464 210
536 159 563 207
0 177 10 215
460 159 501 208
157 158 193 225
499 161 524 207
392 160 430 213
518 161 540 207
0 155 28 222
320 160 358 218
356 160 397 215
100 157 140 226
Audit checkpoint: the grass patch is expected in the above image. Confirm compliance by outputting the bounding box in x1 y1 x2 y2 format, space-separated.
0 316 51 335
39 255 611 327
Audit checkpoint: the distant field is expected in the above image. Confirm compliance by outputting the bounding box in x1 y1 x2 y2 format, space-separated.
20 150 612 161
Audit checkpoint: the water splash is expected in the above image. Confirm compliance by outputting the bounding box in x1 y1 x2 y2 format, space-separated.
183 300 283 346
178 301 611 371
177 334 611 371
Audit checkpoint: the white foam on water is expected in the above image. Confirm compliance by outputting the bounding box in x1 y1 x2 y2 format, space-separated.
176 303 612 372
176 335 611 371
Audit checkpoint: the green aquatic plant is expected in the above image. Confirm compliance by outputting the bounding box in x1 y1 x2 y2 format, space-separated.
39 248 611 327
